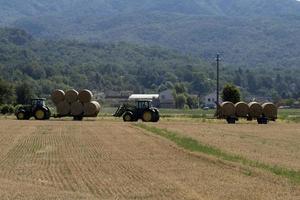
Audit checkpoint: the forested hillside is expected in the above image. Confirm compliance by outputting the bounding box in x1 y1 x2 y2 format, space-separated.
0 28 300 102
1 0 300 68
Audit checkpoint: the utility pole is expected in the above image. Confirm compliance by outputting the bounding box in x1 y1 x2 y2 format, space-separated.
216 54 220 110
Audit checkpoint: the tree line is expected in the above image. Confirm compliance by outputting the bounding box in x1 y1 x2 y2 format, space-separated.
0 28 300 110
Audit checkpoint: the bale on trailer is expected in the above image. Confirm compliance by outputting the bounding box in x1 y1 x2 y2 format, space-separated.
70 101 84 116
235 102 249 118
51 90 65 105
78 89 93 103
84 101 101 117
248 102 263 118
262 103 277 119
220 102 235 117
57 101 70 116
65 89 79 103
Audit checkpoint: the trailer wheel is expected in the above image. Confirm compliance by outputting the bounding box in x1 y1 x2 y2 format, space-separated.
73 116 83 121
257 117 268 124
226 117 236 124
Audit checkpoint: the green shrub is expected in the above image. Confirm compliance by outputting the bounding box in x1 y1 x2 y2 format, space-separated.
0 104 15 115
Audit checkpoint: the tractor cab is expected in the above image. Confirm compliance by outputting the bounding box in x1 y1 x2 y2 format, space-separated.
135 100 152 109
15 98 51 120
31 98 46 109
113 100 160 122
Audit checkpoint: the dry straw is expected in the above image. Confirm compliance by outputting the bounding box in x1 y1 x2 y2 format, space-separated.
248 102 263 118
71 101 84 116
84 101 101 117
262 103 277 119
220 101 235 117
235 102 250 118
78 89 93 103
51 90 65 105
57 101 70 116
65 89 79 103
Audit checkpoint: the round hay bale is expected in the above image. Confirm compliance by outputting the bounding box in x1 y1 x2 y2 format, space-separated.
65 89 79 103
71 101 84 116
78 89 93 103
84 101 101 117
220 101 235 117
56 101 70 116
248 102 263 118
235 102 249 118
262 103 277 119
51 90 65 105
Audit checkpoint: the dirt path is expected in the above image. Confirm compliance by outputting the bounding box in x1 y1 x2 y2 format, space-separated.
0 120 299 199
155 121 300 170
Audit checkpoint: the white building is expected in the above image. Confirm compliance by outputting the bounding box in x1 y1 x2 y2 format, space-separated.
204 92 220 108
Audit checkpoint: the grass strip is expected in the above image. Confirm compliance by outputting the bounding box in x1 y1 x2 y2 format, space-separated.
135 123 300 184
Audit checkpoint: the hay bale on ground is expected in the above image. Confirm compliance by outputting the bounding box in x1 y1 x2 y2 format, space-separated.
56 101 70 116
235 102 249 118
84 101 101 117
71 101 84 116
51 90 65 105
262 103 277 119
65 89 79 103
248 102 263 118
78 89 93 103
220 101 235 117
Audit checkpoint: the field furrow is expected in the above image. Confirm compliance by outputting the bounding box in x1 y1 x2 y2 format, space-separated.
0 120 299 199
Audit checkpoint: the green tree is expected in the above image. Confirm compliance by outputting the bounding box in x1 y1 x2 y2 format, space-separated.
16 82 35 104
186 95 199 109
222 84 241 104
174 83 186 94
0 79 15 104
175 94 187 109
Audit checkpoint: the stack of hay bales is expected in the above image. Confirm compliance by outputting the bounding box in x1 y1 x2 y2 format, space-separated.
51 89 100 117
220 101 235 118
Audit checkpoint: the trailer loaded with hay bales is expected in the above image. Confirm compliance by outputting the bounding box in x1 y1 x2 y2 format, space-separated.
217 101 277 124
15 89 101 121
51 89 101 120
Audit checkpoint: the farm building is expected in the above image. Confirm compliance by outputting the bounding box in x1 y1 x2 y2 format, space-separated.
105 90 133 106
203 92 220 108
159 89 175 108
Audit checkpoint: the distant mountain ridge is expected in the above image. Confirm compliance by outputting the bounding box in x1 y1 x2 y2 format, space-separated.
0 0 300 68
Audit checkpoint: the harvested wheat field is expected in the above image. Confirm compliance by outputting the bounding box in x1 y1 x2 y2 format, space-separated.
155 121 300 170
0 119 299 199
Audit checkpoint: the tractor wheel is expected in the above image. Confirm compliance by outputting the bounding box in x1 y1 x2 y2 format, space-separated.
152 111 160 122
142 110 153 122
123 112 133 122
16 111 26 120
34 109 46 120
44 109 51 120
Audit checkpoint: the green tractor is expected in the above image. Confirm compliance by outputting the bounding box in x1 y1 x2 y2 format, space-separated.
15 98 51 120
113 100 160 122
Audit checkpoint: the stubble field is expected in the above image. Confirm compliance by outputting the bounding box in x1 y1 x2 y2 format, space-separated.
0 119 299 199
